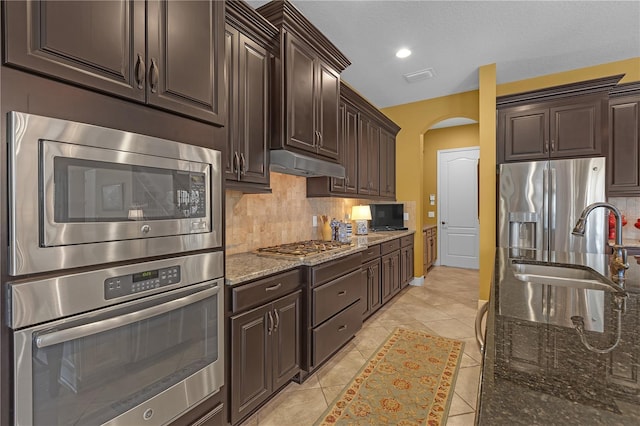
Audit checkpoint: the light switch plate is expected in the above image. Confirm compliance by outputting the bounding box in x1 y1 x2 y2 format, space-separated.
312 215 318 227
403 212 409 221
428 211 435 218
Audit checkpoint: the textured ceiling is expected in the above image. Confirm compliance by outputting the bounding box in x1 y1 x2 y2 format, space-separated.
247 0 640 108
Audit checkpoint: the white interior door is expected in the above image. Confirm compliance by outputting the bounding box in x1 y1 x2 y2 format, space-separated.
438 147 480 269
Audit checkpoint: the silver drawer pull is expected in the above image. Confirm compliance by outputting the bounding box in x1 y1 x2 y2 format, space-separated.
337 290 347 296
338 325 347 331
265 283 282 292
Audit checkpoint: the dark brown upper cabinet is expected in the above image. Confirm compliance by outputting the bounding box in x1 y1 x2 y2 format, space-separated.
225 0 278 193
4 0 225 126
257 0 349 161
607 83 640 196
497 75 624 164
307 82 400 200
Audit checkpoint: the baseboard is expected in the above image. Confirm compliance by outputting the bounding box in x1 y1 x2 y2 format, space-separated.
409 276 424 287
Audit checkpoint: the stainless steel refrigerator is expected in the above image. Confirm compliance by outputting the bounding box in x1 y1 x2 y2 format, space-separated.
498 157 606 254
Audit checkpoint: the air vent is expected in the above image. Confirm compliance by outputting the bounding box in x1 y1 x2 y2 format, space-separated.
403 68 436 83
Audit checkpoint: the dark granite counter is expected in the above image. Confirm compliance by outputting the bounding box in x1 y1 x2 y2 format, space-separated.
225 230 415 286
477 248 640 425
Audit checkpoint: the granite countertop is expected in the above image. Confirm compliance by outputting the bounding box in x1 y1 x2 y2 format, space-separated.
477 248 640 425
225 230 415 286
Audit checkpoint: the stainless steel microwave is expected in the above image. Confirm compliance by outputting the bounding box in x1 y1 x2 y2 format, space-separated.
8 111 222 276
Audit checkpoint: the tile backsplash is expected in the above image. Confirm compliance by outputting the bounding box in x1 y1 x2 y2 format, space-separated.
225 172 415 255
608 197 640 241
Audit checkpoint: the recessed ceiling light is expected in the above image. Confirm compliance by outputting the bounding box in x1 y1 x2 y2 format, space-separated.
395 48 411 59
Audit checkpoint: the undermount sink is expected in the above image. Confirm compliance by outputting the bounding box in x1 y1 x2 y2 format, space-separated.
511 262 618 292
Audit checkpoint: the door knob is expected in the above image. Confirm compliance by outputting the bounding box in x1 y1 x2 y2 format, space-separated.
441 221 445 225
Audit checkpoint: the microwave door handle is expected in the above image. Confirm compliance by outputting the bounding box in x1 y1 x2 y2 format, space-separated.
35 285 219 349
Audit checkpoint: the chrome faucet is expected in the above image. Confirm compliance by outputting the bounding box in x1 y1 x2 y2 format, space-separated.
572 202 628 285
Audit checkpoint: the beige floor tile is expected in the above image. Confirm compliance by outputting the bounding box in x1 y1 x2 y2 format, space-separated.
459 353 481 368
448 393 475 416
436 302 479 319
422 318 476 339
454 366 481 408
445 412 476 426
281 374 321 392
257 388 327 426
460 337 483 363
315 350 367 388
351 325 393 351
321 385 346 406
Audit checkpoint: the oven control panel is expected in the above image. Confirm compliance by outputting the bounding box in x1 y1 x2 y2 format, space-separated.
104 266 181 300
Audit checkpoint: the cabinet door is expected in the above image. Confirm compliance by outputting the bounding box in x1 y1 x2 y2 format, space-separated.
380 130 396 198
224 26 240 180
230 304 272 424
147 0 225 125
286 34 317 154
423 231 430 272
272 291 302 391
550 98 602 158
390 251 401 296
360 265 371 318
331 102 358 194
358 116 380 195
431 231 437 265
369 260 382 313
381 252 394 304
237 34 270 184
608 97 640 195
4 0 145 101
503 106 549 162
401 245 414 288
316 61 340 160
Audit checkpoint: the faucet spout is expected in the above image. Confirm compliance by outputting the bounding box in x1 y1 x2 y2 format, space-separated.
572 202 628 285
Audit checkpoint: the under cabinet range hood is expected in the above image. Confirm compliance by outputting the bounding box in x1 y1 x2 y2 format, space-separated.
269 149 345 178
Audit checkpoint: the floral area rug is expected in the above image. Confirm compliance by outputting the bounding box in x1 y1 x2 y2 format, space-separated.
315 328 464 426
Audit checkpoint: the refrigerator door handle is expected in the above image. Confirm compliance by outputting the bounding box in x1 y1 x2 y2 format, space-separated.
549 167 557 251
543 168 549 252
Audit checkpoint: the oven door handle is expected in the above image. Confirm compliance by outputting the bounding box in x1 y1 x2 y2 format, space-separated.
35 284 220 349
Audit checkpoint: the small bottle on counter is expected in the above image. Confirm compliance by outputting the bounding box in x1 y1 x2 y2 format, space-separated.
330 218 339 241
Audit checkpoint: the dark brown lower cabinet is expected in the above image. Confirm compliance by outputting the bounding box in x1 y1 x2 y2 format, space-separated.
381 250 401 303
400 235 414 288
361 258 381 320
230 290 301 425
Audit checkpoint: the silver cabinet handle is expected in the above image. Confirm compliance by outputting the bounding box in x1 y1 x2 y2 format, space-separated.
265 283 282 292
267 311 274 336
239 153 246 175
337 290 347 296
135 54 145 89
475 301 489 353
36 284 219 349
273 309 280 332
149 58 159 93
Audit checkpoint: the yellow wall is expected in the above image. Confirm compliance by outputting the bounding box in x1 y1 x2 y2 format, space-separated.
383 57 640 296
383 90 479 277
422 124 479 225
478 64 497 301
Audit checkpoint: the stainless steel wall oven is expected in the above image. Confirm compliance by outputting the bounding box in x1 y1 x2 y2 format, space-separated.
8 252 224 426
8 111 222 276
6 112 226 425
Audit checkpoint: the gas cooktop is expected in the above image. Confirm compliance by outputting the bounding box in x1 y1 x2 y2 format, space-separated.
256 240 352 258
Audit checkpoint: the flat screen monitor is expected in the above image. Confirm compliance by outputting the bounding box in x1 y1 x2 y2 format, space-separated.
370 204 406 231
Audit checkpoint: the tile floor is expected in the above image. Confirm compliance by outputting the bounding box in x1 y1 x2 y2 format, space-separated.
240 266 482 426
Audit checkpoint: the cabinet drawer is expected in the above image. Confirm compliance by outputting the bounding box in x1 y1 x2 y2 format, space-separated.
311 252 362 287
381 238 401 255
312 269 361 325
361 244 381 263
231 269 301 313
312 301 362 367
401 235 414 247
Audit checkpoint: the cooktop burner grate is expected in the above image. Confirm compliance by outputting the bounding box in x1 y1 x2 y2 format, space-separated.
256 240 352 258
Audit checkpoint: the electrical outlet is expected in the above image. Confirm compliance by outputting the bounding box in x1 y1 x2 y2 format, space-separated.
403 212 409 221
312 215 318 227
428 211 435 218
